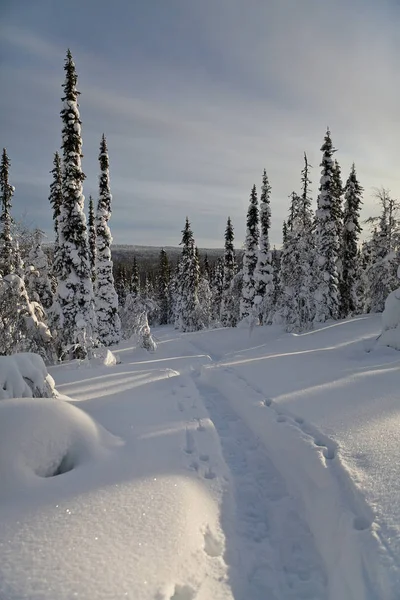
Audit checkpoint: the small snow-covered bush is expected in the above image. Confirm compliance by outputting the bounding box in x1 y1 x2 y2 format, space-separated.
119 293 157 351
89 347 120 367
0 353 57 400
139 316 157 352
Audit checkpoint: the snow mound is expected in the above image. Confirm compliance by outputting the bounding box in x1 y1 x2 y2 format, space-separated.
0 398 122 499
0 353 57 400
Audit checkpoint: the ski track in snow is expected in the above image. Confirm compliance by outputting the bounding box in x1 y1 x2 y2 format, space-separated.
193 377 328 600
184 329 391 600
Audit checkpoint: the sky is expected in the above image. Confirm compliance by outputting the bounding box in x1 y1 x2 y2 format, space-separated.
1 0 400 248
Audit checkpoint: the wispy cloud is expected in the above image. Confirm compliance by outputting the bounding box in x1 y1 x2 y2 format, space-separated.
2 1 400 247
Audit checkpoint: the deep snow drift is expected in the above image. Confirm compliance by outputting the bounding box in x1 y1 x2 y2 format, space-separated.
0 314 400 599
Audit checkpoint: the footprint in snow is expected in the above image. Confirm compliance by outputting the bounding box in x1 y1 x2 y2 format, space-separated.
203 466 217 480
184 429 196 455
169 584 197 600
314 439 335 460
177 401 184 413
276 415 287 423
353 516 372 531
199 454 209 462
203 526 224 558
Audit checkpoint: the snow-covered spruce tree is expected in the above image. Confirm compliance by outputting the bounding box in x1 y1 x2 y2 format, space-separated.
240 184 259 322
55 49 96 359
332 160 344 244
313 129 340 323
282 220 288 246
157 248 170 325
95 134 120 346
0 273 55 363
203 254 211 281
197 272 212 329
278 170 315 333
254 170 274 324
221 216 237 327
290 153 316 328
354 242 368 315
0 148 15 276
170 259 183 328
25 229 54 310
14 240 25 278
339 164 363 317
178 217 201 332
131 256 140 297
88 195 96 283
277 194 301 329
115 263 128 307
363 189 400 313
270 247 281 313
49 151 63 282
211 257 224 323
141 273 159 325
364 228 388 313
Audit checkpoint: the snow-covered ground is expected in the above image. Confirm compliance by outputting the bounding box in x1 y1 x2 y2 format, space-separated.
1 314 400 599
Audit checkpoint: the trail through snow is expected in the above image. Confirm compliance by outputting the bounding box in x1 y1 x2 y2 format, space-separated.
194 378 328 600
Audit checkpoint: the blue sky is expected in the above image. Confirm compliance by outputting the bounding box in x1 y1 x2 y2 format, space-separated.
1 0 400 248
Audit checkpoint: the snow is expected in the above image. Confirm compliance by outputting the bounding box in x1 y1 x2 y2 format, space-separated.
1 315 400 599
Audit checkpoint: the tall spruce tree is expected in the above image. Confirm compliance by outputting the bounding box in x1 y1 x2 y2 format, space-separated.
211 257 224 322
55 49 96 358
157 248 170 325
299 153 313 228
339 164 363 317
314 129 340 322
277 157 315 333
0 148 15 276
131 256 140 297
88 195 96 283
332 160 344 242
203 254 211 281
115 263 128 307
277 194 302 329
240 184 259 321
254 170 273 324
49 151 63 279
221 216 237 327
170 259 182 328
95 134 121 346
178 217 201 331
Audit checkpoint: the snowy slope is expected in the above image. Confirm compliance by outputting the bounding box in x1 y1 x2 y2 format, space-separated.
0 315 399 599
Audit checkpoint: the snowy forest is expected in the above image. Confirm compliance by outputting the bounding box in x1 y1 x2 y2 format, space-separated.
1 49 399 363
